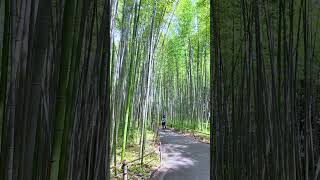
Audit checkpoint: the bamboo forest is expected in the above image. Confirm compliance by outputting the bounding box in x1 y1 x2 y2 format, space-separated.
0 0 320 179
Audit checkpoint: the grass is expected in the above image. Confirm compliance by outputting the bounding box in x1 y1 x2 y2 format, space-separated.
111 129 160 179
169 120 210 143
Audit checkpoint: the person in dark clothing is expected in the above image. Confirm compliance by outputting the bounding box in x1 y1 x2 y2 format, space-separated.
161 114 166 129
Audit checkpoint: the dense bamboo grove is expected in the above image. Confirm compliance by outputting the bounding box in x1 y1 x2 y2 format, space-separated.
210 0 320 179
0 0 210 179
109 0 210 170
154 0 210 132
0 0 111 179
3 0 320 179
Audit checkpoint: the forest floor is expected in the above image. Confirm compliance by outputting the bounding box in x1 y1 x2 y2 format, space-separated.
151 130 210 180
111 130 160 179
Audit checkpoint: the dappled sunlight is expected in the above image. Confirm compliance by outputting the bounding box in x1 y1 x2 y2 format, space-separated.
160 144 197 170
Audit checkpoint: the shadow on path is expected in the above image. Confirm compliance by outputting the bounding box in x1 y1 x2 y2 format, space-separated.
151 130 209 180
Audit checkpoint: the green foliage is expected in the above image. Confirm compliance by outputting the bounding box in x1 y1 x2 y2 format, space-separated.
176 0 194 38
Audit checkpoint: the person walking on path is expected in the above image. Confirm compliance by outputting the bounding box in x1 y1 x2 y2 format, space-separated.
161 114 167 129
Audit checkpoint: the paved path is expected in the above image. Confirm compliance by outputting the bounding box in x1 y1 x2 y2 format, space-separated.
151 130 209 180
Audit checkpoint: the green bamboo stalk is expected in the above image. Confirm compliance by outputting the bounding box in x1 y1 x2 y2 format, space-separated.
121 0 141 161
57 1 84 178
49 0 77 179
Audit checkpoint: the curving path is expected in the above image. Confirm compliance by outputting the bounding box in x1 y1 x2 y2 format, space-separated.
151 130 209 180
